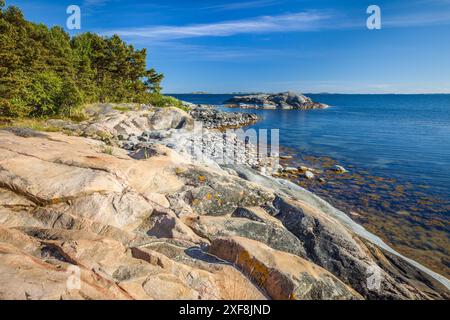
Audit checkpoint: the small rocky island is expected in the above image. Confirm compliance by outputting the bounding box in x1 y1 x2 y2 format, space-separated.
225 92 328 110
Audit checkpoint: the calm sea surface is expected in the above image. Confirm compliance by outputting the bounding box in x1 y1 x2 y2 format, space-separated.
172 93 450 275
171 94 450 199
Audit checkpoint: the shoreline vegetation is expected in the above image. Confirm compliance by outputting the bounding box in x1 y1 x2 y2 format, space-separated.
0 2 449 300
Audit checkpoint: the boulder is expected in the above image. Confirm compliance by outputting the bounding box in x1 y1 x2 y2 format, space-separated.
283 167 298 174
304 171 315 180
148 107 194 131
46 104 194 144
332 165 347 174
0 242 133 300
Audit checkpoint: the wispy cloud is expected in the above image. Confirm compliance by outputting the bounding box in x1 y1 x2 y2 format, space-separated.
202 0 279 11
98 4 450 42
144 41 321 62
385 10 450 28
83 0 112 7
104 11 335 40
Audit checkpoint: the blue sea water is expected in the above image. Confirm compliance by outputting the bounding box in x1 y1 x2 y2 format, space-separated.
171 94 450 199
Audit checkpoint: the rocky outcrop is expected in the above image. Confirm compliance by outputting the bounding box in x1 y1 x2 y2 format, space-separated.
0 104 449 300
209 236 362 300
271 196 443 299
227 165 450 299
183 214 307 258
225 92 328 110
47 104 194 144
189 104 258 129
0 130 264 300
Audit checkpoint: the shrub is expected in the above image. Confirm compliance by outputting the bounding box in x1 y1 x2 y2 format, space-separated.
146 94 188 111
58 79 84 118
26 72 63 117
0 97 32 118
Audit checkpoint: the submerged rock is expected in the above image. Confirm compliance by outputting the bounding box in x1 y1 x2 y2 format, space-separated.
283 167 298 174
332 165 348 174
304 171 315 180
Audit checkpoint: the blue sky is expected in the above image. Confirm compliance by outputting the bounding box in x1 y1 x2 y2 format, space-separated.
6 0 450 93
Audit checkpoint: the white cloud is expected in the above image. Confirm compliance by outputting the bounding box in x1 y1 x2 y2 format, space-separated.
83 0 111 7
144 41 320 62
384 10 450 28
202 0 279 11
104 11 334 40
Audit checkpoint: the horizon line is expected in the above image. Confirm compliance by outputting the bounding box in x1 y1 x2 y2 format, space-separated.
165 92 450 95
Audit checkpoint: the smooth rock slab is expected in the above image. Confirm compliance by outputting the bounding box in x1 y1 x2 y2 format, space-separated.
209 236 362 300
183 215 307 258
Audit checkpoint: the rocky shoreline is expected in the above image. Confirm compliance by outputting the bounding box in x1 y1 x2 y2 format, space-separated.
188 103 259 129
275 149 450 279
0 102 449 300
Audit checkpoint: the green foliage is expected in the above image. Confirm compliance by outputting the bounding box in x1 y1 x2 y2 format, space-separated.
112 106 132 112
26 71 63 116
0 117 62 132
145 68 164 94
102 146 114 155
146 94 188 111
0 3 165 119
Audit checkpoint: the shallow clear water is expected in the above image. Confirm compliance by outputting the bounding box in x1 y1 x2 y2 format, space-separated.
172 94 450 199
172 93 450 276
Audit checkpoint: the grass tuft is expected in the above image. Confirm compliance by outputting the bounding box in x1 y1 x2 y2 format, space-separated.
0 117 62 132
146 94 190 112
102 146 114 155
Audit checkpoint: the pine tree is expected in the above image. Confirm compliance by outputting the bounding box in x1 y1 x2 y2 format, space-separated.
0 3 165 119
145 68 164 94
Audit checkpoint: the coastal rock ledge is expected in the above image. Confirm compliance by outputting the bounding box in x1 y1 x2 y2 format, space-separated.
0 104 449 300
225 92 328 110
